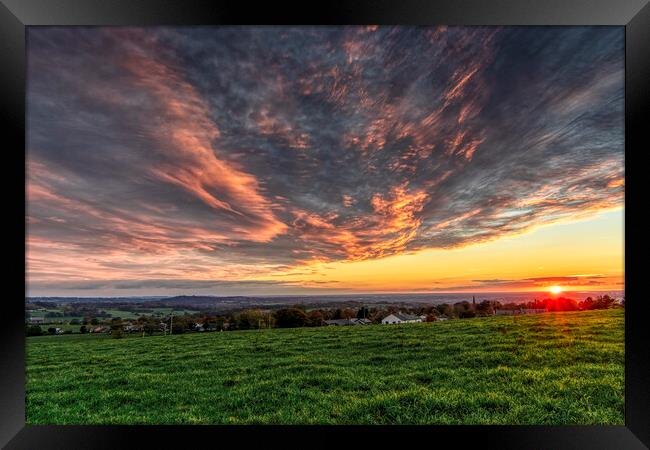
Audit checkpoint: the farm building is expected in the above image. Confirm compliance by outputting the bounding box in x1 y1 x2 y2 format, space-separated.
323 318 371 326
28 316 45 324
381 313 423 324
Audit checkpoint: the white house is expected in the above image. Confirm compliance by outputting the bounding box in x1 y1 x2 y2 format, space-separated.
381 313 423 324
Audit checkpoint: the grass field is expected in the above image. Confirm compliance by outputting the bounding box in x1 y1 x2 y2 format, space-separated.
26 309 624 425
28 307 198 323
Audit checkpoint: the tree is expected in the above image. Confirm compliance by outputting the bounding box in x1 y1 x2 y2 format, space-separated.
545 297 579 311
332 308 355 320
356 306 369 319
459 309 477 319
111 328 124 339
453 301 472 317
274 308 308 328
237 309 266 330
26 325 42 336
110 318 124 339
579 297 594 310
368 308 387 324
170 316 187 334
307 310 324 327
436 303 453 317
475 300 495 316
90 317 99 325
79 325 87 334
593 295 615 309
202 317 216 331
143 320 158 336
47 327 57 335
214 316 227 331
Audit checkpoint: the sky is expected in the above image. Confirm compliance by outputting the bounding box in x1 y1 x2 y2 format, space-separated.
26 26 624 297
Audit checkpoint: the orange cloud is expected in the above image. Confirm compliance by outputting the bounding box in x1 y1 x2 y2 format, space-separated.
120 33 287 243
288 183 429 264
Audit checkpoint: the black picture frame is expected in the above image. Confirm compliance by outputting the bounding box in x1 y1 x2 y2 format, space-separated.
2 1 648 448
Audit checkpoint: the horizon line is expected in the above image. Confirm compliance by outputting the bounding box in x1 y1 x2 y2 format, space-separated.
26 289 625 300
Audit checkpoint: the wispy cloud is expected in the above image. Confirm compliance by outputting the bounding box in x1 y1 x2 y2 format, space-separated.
438 275 615 292
26 26 624 294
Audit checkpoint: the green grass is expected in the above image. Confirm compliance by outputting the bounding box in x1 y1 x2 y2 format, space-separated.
27 307 198 325
26 309 624 425
97 309 142 320
102 307 197 319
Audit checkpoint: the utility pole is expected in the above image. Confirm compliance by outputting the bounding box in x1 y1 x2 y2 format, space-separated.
169 313 173 336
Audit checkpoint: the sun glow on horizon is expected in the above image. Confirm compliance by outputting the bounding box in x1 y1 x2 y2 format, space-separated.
549 285 563 295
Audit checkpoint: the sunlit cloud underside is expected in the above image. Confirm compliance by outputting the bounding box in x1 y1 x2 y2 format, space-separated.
26 26 624 296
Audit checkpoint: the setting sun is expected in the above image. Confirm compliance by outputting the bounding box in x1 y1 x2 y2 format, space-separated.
549 285 563 295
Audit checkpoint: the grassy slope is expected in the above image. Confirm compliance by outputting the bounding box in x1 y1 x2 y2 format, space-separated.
26 309 624 425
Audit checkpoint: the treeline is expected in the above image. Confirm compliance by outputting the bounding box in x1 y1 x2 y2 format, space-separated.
25 295 623 337
500 295 621 312
95 302 499 337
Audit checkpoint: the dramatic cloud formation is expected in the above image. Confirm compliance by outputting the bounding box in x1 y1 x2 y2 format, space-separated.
26 26 624 295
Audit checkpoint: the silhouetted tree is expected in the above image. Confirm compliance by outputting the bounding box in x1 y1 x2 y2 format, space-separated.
459 309 477 319
436 303 453 317
26 325 42 336
307 310 325 327
425 313 438 322
593 295 615 309
475 300 495 316
274 308 308 328
110 318 124 339
356 306 369 319
237 309 266 330
545 297 579 311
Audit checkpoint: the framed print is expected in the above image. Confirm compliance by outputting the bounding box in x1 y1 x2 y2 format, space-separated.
2 0 649 448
